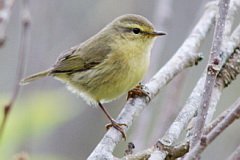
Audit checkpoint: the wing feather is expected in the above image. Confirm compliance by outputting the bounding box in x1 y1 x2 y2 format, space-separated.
50 35 112 74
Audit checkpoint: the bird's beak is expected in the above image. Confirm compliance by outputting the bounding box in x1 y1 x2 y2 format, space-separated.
149 31 167 36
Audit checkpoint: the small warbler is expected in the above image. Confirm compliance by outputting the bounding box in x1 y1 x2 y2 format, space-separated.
21 14 167 139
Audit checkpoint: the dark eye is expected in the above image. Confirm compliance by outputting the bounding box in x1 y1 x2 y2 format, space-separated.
132 28 141 34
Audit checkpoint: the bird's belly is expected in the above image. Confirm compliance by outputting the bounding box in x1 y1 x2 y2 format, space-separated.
94 67 145 102
68 57 148 104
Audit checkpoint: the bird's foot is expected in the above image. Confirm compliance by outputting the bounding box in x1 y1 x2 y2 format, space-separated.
105 120 128 140
127 83 151 101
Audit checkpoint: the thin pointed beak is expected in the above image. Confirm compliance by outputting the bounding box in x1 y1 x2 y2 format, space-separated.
149 31 167 36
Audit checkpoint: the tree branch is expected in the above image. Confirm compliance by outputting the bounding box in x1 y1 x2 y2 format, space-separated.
190 0 230 148
184 96 240 159
205 0 240 123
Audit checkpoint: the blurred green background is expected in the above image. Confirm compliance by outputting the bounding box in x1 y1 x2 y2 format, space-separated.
0 0 240 159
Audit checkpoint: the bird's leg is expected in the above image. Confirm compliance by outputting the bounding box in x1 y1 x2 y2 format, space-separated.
127 82 151 100
98 102 127 140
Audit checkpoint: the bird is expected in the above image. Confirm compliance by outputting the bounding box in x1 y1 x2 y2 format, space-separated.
21 14 167 140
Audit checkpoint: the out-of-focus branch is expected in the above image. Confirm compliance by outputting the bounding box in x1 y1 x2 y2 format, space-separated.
0 0 16 47
184 97 240 159
190 0 230 148
0 0 31 138
227 145 240 160
88 1 217 159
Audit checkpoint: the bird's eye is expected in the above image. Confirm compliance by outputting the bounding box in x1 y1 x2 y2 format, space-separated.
132 28 141 34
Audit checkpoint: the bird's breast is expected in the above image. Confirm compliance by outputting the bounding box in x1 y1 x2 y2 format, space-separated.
94 45 150 101
68 44 151 104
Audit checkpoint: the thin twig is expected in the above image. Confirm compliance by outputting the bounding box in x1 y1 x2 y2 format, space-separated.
184 23 240 130
0 0 31 138
206 104 240 144
204 47 240 135
184 97 240 159
204 96 235 135
190 0 230 148
205 47 240 135
205 0 240 123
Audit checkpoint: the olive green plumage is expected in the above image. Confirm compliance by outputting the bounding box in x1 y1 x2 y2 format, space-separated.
21 14 166 105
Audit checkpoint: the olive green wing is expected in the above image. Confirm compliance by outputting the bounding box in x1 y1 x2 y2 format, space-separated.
49 46 85 73
49 40 112 74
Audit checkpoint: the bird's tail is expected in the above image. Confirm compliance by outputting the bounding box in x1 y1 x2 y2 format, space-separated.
20 70 50 85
